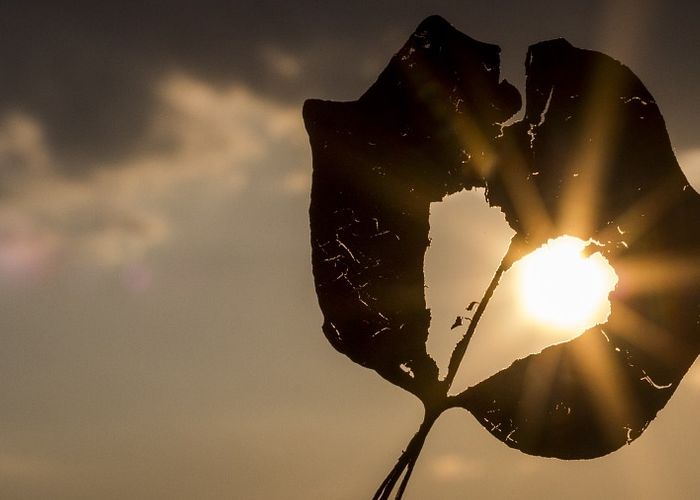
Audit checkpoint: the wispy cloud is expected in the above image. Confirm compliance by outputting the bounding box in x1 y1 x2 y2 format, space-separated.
429 453 485 481
0 74 308 283
260 45 303 80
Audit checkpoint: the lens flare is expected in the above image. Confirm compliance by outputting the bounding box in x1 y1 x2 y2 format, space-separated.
517 235 618 330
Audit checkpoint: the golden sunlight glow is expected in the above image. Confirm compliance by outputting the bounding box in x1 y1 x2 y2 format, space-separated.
517 236 618 330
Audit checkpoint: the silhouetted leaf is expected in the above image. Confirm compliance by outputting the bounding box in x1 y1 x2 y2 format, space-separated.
457 38 700 458
304 15 519 401
304 14 700 497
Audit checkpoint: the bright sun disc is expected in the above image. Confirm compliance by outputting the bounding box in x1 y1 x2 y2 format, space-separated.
517 236 618 330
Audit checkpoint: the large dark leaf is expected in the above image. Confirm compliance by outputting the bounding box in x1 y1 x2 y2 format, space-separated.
304 16 519 401
456 38 700 458
304 14 700 498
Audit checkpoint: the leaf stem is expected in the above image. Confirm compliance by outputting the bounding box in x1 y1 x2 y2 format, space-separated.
373 236 523 499
372 411 438 500
443 236 519 391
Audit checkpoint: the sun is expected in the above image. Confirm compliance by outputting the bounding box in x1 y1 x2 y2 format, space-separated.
516 235 618 331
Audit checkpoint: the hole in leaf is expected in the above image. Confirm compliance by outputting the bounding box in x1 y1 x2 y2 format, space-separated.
424 188 513 379
426 190 620 391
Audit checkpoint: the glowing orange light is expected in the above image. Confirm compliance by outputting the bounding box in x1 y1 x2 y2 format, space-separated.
517 236 618 331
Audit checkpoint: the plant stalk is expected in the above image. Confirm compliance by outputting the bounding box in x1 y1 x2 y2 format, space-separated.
372 236 521 498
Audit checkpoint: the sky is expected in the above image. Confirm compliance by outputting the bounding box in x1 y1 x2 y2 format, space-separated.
0 1 699 498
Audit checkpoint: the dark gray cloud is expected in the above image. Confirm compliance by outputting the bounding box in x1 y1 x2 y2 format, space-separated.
1 1 698 174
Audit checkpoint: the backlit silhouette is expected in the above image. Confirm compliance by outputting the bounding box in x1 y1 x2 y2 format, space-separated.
304 15 700 499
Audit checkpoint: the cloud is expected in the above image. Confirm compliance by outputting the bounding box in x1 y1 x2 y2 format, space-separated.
260 46 303 80
0 2 405 170
147 73 306 184
0 74 308 283
0 113 50 191
0 212 61 286
429 453 485 481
